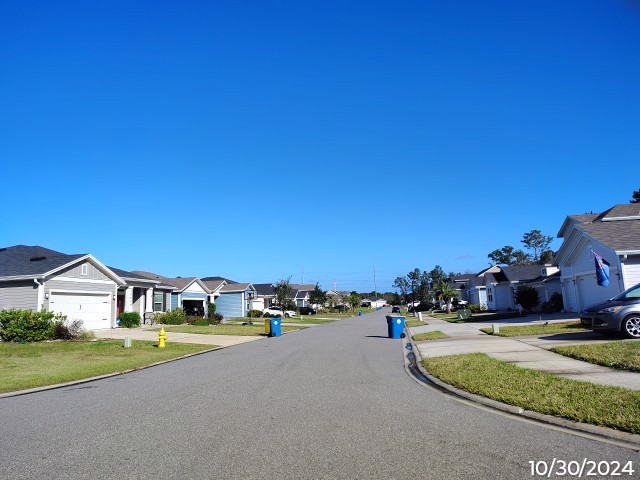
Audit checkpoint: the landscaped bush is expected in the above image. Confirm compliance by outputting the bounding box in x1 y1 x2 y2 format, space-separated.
468 304 488 313
118 312 141 328
208 313 223 325
0 309 61 342
52 319 84 340
516 286 540 312
262 312 272 318
550 292 564 312
206 302 217 320
193 318 209 326
155 308 187 325
248 309 262 318
214 313 223 323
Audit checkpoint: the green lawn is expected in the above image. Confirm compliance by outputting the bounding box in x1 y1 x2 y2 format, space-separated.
413 331 448 341
153 324 304 336
405 320 427 328
0 340 214 394
480 321 588 337
550 341 640 372
424 353 640 434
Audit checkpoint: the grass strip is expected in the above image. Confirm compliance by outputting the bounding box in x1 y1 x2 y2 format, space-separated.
480 321 588 337
0 340 214 394
153 324 303 336
550 341 640 373
423 353 640 434
413 331 448 341
405 320 427 327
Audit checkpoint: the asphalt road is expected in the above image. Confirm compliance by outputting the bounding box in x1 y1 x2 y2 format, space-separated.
1 309 638 479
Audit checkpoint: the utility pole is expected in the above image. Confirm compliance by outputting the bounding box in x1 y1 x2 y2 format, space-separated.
373 265 377 297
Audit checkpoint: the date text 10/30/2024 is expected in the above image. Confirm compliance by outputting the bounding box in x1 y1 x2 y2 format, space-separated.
529 460 634 477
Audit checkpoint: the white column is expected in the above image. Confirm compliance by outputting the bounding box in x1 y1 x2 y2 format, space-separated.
124 287 133 312
145 288 153 314
36 280 44 311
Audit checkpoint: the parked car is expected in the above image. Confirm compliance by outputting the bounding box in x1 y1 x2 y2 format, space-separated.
298 306 317 315
580 282 640 339
391 305 401 313
262 306 297 318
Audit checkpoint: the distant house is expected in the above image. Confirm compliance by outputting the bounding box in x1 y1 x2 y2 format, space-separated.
201 278 227 306
109 267 166 325
555 204 640 312
134 271 211 316
465 264 558 311
252 283 275 311
452 274 474 302
361 297 386 308
215 283 257 319
0 245 125 330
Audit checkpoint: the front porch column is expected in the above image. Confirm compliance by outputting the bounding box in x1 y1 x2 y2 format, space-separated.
124 287 133 312
146 289 154 314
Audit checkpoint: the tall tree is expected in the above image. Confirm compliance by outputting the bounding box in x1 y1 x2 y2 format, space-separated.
348 291 361 312
631 188 640 203
309 283 327 310
429 265 447 288
407 268 422 305
273 277 293 312
393 276 410 304
488 245 531 265
521 229 554 264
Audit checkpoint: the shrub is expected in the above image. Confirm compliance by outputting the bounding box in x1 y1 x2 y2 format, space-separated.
193 318 209 326
541 301 554 314
468 304 488 313
248 309 262 318
515 286 540 311
550 292 564 312
214 313 223 323
155 308 187 325
118 312 141 328
0 309 60 342
185 316 203 325
206 302 217 319
52 319 84 340
77 329 96 341
262 312 272 318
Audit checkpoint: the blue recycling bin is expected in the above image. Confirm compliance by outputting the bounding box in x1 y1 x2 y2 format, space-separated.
269 317 281 337
385 315 405 339
358 310 363 316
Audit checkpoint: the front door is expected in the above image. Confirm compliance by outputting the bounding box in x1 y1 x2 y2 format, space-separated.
117 295 125 317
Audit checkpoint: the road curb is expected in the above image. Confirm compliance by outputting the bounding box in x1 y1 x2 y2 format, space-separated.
404 327 640 450
0 343 224 399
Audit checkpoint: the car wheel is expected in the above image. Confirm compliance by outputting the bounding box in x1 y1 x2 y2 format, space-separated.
285 313 290 318
622 314 640 339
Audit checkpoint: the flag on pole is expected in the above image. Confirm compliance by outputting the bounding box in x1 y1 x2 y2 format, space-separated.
592 251 610 287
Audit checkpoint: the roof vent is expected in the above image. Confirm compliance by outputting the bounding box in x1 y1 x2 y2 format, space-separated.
29 256 46 262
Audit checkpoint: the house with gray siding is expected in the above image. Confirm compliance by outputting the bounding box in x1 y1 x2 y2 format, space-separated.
555 204 640 312
133 271 211 316
0 245 125 330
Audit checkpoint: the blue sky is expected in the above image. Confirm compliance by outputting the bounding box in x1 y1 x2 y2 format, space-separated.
1 1 639 293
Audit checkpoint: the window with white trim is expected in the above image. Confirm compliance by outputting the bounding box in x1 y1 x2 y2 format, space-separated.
154 293 164 312
487 288 493 302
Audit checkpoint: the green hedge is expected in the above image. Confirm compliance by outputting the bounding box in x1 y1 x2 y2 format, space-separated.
118 312 141 328
0 309 65 342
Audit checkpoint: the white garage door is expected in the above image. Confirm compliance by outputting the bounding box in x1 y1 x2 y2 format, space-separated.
49 292 111 330
576 274 617 311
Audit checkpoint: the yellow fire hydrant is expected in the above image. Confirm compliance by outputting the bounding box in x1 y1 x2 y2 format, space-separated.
158 328 167 348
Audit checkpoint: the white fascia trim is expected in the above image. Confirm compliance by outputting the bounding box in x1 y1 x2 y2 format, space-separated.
601 216 640 222
180 278 212 295
46 277 116 285
44 255 126 286
49 289 113 296
615 250 640 255
0 275 42 282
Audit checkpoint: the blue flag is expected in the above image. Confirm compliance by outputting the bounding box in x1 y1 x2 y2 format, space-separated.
593 251 610 287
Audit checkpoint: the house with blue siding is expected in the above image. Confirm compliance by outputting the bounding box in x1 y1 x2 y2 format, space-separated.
216 283 257 319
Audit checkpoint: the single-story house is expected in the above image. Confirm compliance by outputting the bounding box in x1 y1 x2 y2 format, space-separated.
134 271 211 316
201 278 227 307
555 203 640 312
109 267 167 325
215 283 257 318
252 283 275 311
0 245 125 330
361 297 386 308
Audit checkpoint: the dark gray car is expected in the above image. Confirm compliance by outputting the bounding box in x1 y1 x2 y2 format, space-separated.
580 282 640 339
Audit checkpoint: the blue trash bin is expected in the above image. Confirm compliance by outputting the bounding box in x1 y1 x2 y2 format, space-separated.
386 315 405 339
269 317 281 337
358 310 363 316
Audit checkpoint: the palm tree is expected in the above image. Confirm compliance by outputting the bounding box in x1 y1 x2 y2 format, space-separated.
435 281 460 314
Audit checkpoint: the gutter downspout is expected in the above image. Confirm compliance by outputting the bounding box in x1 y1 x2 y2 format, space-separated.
34 278 44 311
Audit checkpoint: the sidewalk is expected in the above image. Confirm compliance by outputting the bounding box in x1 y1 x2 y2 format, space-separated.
93 326 264 348
409 317 640 390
